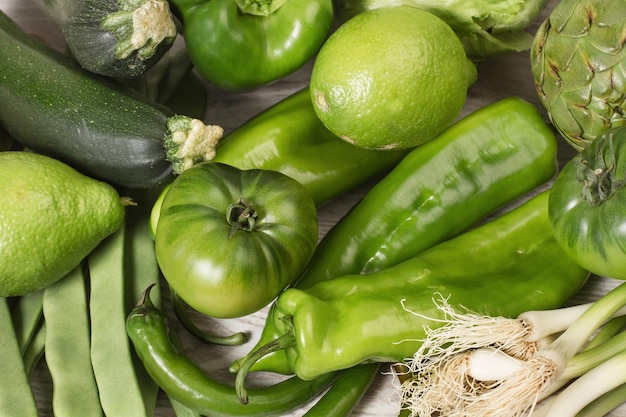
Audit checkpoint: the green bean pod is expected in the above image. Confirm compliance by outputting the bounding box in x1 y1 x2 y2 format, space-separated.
43 264 103 417
237 191 590 382
0 297 39 417
126 285 338 417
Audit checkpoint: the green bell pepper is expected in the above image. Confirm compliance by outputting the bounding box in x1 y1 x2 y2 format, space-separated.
168 0 334 91
231 96 559 375
234 191 589 389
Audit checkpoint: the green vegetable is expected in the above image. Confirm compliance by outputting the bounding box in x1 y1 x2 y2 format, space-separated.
531 0 626 151
155 162 318 319
22 321 46 379
150 87 409 236
0 10 222 189
401 281 626 416
233 96 559 375
32 0 177 78
548 126 626 280
10 290 44 354
170 290 247 345
333 0 549 60
0 151 125 297
0 297 39 417
88 193 163 417
126 284 339 416
168 0 333 91
300 96 558 284
393 297 626 414
235 191 589 388
302 363 380 417
213 86 409 206
122 47 208 120
43 264 104 417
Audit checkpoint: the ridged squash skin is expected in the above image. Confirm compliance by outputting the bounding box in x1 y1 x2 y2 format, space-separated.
0 10 175 189
33 0 177 78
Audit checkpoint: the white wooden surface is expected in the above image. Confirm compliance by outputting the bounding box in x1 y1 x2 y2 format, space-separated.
2 0 626 415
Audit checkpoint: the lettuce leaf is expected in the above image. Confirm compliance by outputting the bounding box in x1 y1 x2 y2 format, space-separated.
333 0 549 60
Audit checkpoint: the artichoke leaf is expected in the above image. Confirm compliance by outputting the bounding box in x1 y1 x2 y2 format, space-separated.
531 0 626 150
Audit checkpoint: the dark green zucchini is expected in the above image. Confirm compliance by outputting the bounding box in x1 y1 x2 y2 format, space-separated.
33 0 178 78
0 10 222 189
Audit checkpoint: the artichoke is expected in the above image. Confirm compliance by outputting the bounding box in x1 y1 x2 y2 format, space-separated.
531 0 626 151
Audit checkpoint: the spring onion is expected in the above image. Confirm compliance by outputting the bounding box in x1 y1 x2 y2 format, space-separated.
398 282 626 416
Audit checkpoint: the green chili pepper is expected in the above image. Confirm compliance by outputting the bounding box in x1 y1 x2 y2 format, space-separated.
235 191 590 389
168 0 333 91
231 96 560 375
126 284 338 416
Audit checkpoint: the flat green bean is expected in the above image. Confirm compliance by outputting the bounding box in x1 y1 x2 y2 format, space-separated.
43 264 103 417
89 196 161 417
22 321 46 379
10 289 44 354
0 297 39 417
169 395 203 417
121 194 164 415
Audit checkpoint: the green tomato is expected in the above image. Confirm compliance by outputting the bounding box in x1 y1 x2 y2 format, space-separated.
168 0 334 91
154 162 318 318
549 127 626 280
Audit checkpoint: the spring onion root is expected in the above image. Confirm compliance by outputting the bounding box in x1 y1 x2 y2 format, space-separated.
397 283 626 416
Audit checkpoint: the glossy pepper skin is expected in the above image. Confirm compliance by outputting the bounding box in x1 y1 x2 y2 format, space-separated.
232 96 559 374
213 87 409 207
168 0 334 91
125 284 338 416
239 191 589 381
296 96 558 286
149 87 408 237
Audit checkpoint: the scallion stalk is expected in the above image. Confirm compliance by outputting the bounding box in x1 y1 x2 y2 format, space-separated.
398 282 626 416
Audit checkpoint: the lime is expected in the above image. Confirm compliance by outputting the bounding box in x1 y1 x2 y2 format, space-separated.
310 6 477 150
0 151 126 296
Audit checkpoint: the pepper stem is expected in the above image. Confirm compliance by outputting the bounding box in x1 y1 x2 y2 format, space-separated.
164 115 224 174
101 0 177 60
234 0 288 16
576 131 626 206
234 320 297 404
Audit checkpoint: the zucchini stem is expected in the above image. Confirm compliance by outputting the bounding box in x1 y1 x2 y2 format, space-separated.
164 116 224 173
101 0 177 60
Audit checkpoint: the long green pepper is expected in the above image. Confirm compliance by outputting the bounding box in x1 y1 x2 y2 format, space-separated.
233 96 560 375
212 86 409 207
235 191 590 386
